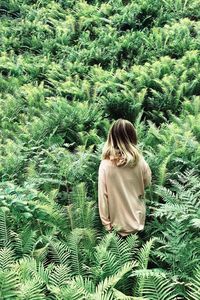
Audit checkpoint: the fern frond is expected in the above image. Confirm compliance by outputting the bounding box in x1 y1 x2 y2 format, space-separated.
153 203 188 219
15 257 50 286
57 286 86 300
186 265 200 300
190 218 200 229
113 288 145 300
108 233 139 267
132 268 169 279
18 278 46 300
142 276 177 300
67 228 86 276
95 245 123 276
0 247 15 271
10 227 37 259
137 238 156 269
48 240 70 265
0 269 20 299
49 264 71 288
69 182 96 229
95 262 135 296
55 275 92 300
134 238 157 297
0 210 10 248
158 154 171 185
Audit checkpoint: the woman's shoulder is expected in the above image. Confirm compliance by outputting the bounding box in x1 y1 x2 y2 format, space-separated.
138 153 145 163
100 159 114 167
100 158 112 164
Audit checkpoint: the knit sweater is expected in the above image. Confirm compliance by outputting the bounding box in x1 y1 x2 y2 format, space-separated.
98 155 152 236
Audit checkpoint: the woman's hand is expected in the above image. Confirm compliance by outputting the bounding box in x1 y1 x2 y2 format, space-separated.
104 223 112 232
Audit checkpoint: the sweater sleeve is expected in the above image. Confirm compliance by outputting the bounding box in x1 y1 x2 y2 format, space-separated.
98 162 112 231
143 160 152 188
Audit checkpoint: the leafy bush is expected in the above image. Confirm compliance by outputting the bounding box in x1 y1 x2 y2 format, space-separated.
0 0 199 299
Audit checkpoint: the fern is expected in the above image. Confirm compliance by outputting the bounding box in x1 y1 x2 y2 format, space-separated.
94 262 135 298
18 278 46 300
48 264 71 288
133 238 157 297
0 1 199 300
142 276 177 300
148 169 200 289
10 226 37 258
67 228 86 276
48 240 71 265
0 269 20 299
59 276 94 299
113 289 145 300
69 182 96 229
0 210 10 248
108 233 139 267
157 154 172 186
137 238 156 270
0 248 15 271
186 265 200 300
15 257 52 285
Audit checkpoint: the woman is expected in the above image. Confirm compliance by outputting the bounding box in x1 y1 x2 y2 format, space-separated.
98 118 152 237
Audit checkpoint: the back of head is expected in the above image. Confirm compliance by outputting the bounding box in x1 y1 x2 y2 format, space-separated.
101 118 141 167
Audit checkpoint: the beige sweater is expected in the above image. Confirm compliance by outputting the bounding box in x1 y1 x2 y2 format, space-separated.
98 155 152 236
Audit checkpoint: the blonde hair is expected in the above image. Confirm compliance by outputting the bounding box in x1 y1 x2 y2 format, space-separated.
101 119 141 167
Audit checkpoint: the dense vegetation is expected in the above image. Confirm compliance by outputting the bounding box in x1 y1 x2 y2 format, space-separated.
0 0 200 299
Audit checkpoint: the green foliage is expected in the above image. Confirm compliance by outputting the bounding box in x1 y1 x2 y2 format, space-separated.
186 265 200 300
0 0 199 299
0 269 20 300
144 169 200 296
0 209 163 299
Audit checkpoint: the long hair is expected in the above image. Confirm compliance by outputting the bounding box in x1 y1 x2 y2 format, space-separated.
101 119 141 167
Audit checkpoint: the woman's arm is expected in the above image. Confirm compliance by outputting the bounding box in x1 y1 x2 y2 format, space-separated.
143 160 152 188
98 162 112 231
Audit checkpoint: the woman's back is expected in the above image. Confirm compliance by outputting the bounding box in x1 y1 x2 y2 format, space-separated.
98 154 152 236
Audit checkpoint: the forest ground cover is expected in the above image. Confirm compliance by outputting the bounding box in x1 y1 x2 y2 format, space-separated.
0 0 200 299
